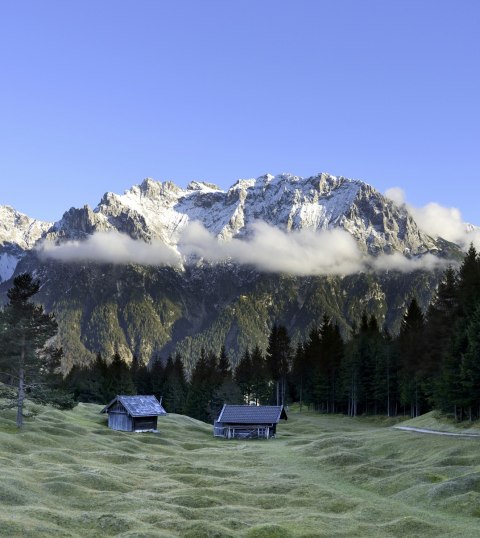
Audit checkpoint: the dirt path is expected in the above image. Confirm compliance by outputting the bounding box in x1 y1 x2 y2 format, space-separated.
394 425 480 438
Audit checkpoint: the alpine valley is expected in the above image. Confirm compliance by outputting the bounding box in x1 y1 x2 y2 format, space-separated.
0 173 463 372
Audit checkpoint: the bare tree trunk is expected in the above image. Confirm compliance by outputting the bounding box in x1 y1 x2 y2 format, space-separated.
16 367 25 429
16 336 26 429
299 378 303 412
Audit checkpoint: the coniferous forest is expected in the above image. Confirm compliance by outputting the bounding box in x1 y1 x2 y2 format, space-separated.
60 246 480 424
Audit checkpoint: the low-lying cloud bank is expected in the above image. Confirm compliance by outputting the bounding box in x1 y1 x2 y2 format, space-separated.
37 232 182 266
37 221 449 276
180 221 365 276
385 187 480 250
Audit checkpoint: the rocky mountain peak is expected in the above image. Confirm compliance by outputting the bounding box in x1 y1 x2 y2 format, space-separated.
0 205 52 282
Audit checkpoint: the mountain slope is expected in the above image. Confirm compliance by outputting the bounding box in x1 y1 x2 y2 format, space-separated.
51 173 441 257
0 173 462 370
0 206 52 282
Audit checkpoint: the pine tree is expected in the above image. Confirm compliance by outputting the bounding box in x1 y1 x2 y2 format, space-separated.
217 346 232 380
398 298 425 417
66 352 109 403
291 342 306 410
266 324 292 406
163 354 187 413
150 356 165 401
459 304 480 420
457 244 480 317
302 326 322 407
104 352 135 399
234 348 253 403
0 273 67 427
425 267 458 408
131 354 151 394
250 345 269 405
184 348 212 421
342 323 362 417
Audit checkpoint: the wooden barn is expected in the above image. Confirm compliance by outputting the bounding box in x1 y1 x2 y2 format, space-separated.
214 404 287 439
101 395 167 432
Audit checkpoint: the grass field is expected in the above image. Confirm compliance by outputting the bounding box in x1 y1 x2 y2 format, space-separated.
1 403 480 537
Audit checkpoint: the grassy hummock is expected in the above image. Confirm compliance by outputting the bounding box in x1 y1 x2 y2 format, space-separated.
1 404 479 537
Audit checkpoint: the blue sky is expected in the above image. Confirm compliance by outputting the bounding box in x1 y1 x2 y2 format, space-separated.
1 1 479 223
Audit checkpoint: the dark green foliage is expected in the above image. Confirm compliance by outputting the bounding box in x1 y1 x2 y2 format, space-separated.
163 354 188 413
184 349 215 422
63 249 480 424
0 273 73 427
104 352 136 399
397 299 426 417
149 356 165 402
266 325 292 406
66 352 109 403
131 354 152 395
234 348 253 402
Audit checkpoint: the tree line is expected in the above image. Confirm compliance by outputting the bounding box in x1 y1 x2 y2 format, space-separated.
290 245 480 421
3 246 480 426
65 240 480 423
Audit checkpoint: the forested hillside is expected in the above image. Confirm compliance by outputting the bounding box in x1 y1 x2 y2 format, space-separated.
65 246 480 423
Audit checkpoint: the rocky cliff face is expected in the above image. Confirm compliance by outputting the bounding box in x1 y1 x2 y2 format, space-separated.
0 206 52 282
0 173 462 370
45 173 441 255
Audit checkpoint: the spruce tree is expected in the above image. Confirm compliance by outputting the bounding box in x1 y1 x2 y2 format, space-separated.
104 352 135 399
250 345 269 405
234 348 253 403
266 324 292 406
398 298 425 417
184 348 211 421
459 304 480 420
163 354 187 413
0 273 65 428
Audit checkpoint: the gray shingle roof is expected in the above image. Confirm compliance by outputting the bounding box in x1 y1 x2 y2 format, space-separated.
101 395 167 417
217 405 287 424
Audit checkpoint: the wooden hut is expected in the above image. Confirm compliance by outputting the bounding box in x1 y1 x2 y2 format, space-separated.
214 404 287 439
101 395 167 432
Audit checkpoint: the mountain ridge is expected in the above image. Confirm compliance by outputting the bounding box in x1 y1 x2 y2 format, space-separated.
0 172 465 370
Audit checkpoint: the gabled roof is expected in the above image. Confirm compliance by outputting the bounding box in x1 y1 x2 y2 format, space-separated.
217 405 287 424
101 395 167 417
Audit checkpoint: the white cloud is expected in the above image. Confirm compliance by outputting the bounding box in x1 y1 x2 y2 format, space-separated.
384 188 480 250
180 221 365 276
384 187 406 206
370 252 448 273
37 231 181 266
37 221 450 276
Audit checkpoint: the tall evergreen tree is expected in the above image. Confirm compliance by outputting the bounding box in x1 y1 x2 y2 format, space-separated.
398 298 425 417
234 348 253 403
0 274 68 427
66 352 109 403
459 304 480 420
457 244 480 317
163 354 187 413
104 352 135 399
131 354 151 394
291 342 306 410
217 346 231 380
250 345 269 405
150 356 165 401
184 348 213 421
266 324 292 406
425 267 459 407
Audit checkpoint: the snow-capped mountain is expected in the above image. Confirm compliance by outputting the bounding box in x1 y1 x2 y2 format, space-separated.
0 206 52 282
0 173 464 370
49 173 440 257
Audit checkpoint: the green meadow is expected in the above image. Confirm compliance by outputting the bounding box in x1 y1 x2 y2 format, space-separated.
1 404 480 537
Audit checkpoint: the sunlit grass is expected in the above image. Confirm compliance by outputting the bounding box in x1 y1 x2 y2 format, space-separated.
1 403 479 537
